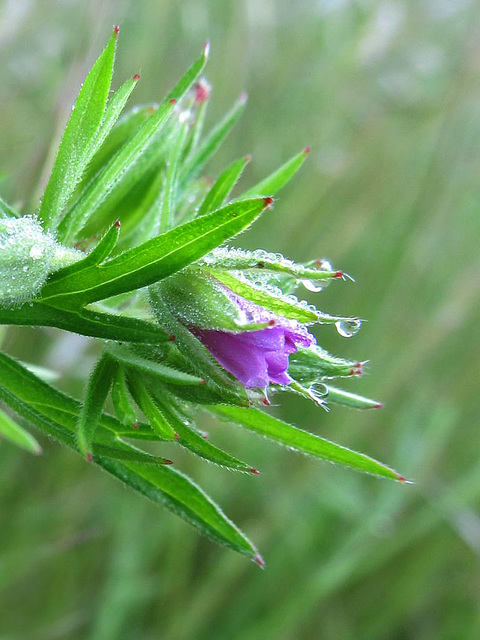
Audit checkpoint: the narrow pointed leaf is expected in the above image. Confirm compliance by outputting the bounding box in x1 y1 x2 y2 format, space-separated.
165 42 209 103
159 122 189 231
211 405 405 482
58 99 176 243
241 147 310 198
77 353 116 457
0 302 169 343
107 343 205 386
149 391 255 472
111 365 137 426
326 385 382 410
179 94 247 186
0 195 19 219
40 28 117 231
127 375 176 440
100 458 260 558
40 198 270 305
89 74 139 158
197 156 250 217
211 270 318 322
0 408 42 454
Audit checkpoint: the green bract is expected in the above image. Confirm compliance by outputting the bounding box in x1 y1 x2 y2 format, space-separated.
0 29 406 564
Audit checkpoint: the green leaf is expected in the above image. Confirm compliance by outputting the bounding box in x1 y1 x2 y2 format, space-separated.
197 156 250 217
210 270 319 322
0 357 260 559
0 302 169 343
107 343 205 386
58 100 176 243
179 94 247 186
159 121 189 232
40 28 118 232
58 44 209 244
77 353 116 458
126 375 176 440
89 74 140 158
325 385 383 410
201 247 342 283
41 198 270 305
0 407 42 454
210 405 405 482
0 195 19 219
164 42 209 103
241 147 310 198
111 365 137 426
100 458 261 560
149 391 256 473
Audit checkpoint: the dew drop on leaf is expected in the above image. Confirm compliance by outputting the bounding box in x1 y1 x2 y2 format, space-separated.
335 318 361 338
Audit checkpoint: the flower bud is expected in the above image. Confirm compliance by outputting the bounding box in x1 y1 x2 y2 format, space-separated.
0 215 80 306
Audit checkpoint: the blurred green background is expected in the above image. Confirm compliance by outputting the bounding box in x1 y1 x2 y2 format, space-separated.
1 0 480 638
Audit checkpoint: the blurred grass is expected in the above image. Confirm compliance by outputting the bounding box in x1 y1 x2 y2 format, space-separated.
1 0 480 638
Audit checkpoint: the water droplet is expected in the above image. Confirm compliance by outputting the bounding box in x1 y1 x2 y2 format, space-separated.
29 246 44 260
335 318 361 338
301 279 326 293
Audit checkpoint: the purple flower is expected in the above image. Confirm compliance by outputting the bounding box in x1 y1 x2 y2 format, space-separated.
191 292 314 389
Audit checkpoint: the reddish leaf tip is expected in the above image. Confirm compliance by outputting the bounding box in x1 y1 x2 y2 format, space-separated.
132 422 139 430
114 25 120 36
263 196 274 209
249 467 260 475
86 452 93 462
245 154 252 162
133 73 140 81
252 554 265 569
201 431 209 440
114 220 121 228
164 460 174 465
174 433 180 440
374 402 383 409
304 146 311 154
262 397 271 406
334 270 343 278
268 320 276 327
200 379 207 385
169 98 177 105
397 474 413 484
194 80 210 103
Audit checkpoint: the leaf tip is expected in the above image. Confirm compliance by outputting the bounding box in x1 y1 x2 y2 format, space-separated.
263 196 274 209
115 220 121 228
304 146 311 154
133 73 140 81
252 554 265 569
114 25 120 36
203 41 210 59
249 467 260 475
239 92 248 104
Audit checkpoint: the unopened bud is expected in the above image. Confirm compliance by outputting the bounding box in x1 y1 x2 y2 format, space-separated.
0 216 80 306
